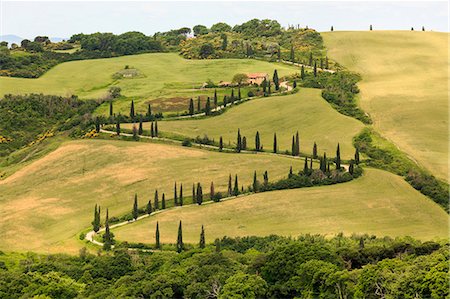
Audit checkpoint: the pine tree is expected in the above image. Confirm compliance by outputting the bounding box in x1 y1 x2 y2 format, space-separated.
174 182 178 206
331 26 334 31
199 225 205 249
210 181 215 200
154 120 158 137
132 193 139 220
205 98 211 115
116 118 121 136
313 61 317 77
192 183 196 204
273 133 277 153
255 131 261 151
177 221 184 253
146 200 152 214
242 136 247 150
109 100 113 116
155 221 160 249
214 89 218 108
355 148 360 165
103 208 114 251
154 189 159 210
228 174 232 196
197 97 201 112
219 136 223 151
301 65 305 80
147 103 152 117
130 100 135 119
233 174 239 196
162 193 166 209
189 98 194 115
273 70 279 91
196 183 203 205
138 116 143 135
309 52 313 66
313 142 318 159
236 129 242 153
336 143 341 169
295 131 300 156
253 171 259 192
179 183 183 206
290 45 295 62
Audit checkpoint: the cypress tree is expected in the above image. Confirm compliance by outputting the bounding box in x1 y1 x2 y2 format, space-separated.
179 184 183 206
196 183 203 205
349 161 354 175
109 100 113 116
189 98 194 115
154 120 158 137
293 80 297 88
323 153 327 172
138 116 143 135
309 52 313 66
411 27 414 31
273 133 277 153
233 174 239 196
210 181 215 200
130 100 135 119
262 78 267 93
242 136 247 150
325 57 329 69
132 193 139 220
214 89 218 108
327 162 331 173
355 148 360 165
154 189 159 210
219 136 223 151
236 129 242 152
95 117 101 133
205 98 211 115
147 103 152 117
310 156 313 169
146 200 152 214
255 131 261 151
132 124 138 140
320 58 324 69
92 204 100 232
331 26 334 31
199 225 205 249
295 131 300 156
162 193 166 209
253 171 258 192
223 95 228 107
177 221 184 253
197 97 201 112
150 122 154 137
192 183 196 204
116 118 121 136
155 221 160 249
231 89 235 104
103 208 114 250
370 24 373 31
238 87 241 101
336 143 341 169
304 157 309 173
422 26 425 31
301 65 305 80
313 142 318 159
268 79 271 94
263 170 269 186
291 136 295 156
273 69 279 91
174 182 178 206
228 174 232 196
289 166 293 178
313 61 317 77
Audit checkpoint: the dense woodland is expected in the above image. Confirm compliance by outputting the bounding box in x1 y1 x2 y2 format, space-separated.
0 235 447 298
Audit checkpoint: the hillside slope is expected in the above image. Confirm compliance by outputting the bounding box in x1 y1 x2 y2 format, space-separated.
114 168 448 243
323 31 448 181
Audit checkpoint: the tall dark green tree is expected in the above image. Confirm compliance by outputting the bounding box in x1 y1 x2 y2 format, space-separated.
132 193 139 220
95 117 101 133
268 79 271 94
205 98 211 115
301 65 305 80
154 120 158 137
242 136 247 150
320 58 324 69
349 161 354 175
293 80 297 88
199 225 205 249
92 204 100 233
147 103 152 117
273 133 277 153
262 78 267 93
189 98 194 115
291 136 295 156
138 116 143 135
174 182 178 206
210 181 215 200
313 61 317 77
146 200 152 214
236 129 242 152
192 183 196 204
223 95 228 107
233 174 239 196
325 57 329 69
238 87 241 100
331 26 334 31
155 221 160 249
196 183 203 205
177 221 184 253
179 183 183 206
154 189 159 210
336 143 341 169
150 122 154 137
263 170 269 186
230 89 235 104
116 118 121 136
290 45 295 63
161 193 166 209
197 97 201 112
289 166 293 178
295 131 300 156
273 69 279 91
103 208 114 251
109 100 113 116
355 148 360 165
130 100 135 119
255 131 261 151
253 171 259 192
213 89 218 107
228 174 232 196
309 52 313 66
219 136 223 151
304 157 309 173
313 142 318 159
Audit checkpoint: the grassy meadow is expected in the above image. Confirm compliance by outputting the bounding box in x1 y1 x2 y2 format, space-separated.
0 53 298 115
323 31 448 181
113 168 448 244
123 88 364 159
0 138 309 253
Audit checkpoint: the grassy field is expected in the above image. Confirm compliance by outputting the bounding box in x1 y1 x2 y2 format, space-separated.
0 53 297 115
0 138 310 253
323 31 448 181
113 168 448 244
123 88 364 159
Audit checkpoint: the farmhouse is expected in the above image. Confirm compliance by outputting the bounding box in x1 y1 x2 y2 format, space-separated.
246 73 269 85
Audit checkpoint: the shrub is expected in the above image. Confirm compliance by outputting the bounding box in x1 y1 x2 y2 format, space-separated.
181 139 192 147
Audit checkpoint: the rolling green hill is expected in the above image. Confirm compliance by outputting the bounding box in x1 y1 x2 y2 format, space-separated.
323 31 448 181
123 88 365 159
113 168 448 244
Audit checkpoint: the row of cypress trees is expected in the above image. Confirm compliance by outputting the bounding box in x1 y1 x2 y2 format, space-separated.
154 221 206 252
